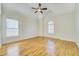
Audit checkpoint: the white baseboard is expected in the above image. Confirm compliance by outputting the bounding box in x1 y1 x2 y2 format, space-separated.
2 35 38 44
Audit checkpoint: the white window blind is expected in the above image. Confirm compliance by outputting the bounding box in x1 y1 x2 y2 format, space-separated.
6 18 19 37
48 21 54 34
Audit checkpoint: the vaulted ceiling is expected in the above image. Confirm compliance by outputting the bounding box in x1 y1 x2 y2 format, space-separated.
3 3 76 16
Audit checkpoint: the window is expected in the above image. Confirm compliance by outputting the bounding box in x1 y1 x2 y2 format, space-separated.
6 18 19 37
48 21 54 34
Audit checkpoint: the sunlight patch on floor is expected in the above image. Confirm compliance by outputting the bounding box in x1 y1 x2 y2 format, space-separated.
47 40 56 55
6 44 20 56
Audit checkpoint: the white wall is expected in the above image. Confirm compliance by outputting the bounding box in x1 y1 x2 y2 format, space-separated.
20 14 38 39
75 4 79 46
55 13 75 41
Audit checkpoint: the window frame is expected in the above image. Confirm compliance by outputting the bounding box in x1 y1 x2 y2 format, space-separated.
48 21 55 34
5 18 19 37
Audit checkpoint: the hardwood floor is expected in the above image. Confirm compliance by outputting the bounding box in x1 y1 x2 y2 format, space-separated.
0 36 79 56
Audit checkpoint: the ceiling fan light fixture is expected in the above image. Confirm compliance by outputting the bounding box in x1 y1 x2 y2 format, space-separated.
38 9 41 11
32 3 47 14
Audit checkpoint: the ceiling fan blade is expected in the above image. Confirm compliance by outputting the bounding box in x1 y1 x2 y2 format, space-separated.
34 11 38 13
39 3 41 7
40 11 43 14
32 7 37 10
41 8 47 10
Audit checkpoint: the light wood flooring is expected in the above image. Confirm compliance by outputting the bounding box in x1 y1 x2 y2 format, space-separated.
0 36 79 56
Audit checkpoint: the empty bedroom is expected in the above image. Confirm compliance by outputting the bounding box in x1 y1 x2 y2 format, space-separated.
0 3 79 56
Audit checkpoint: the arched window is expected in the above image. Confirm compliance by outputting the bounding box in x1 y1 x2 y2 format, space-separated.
48 21 54 34
6 18 19 37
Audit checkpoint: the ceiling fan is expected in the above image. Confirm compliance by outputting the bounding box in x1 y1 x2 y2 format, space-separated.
32 3 47 14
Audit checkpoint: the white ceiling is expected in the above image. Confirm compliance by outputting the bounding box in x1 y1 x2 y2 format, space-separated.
3 3 76 16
